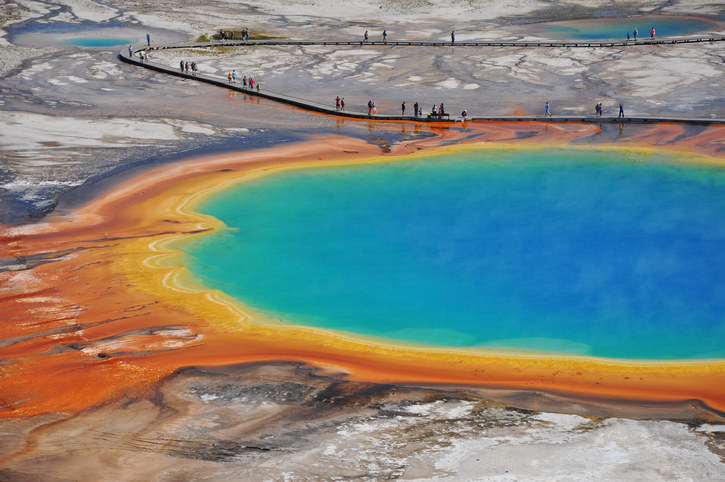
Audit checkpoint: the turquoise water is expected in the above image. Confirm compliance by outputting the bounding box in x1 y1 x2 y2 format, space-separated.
181 148 725 359
66 38 135 47
541 16 717 39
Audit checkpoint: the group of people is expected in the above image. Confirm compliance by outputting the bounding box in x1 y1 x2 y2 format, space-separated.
595 102 604 117
595 102 625 118
362 100 448 118
430 103 447 117
129 33 153 62
227 70 258 90
626 27 656 41
175 59 262 89
219 28 250 41
367 99 377 114
179 60 199 75
545 101 625 118
129 45 151 62
335 96 346 111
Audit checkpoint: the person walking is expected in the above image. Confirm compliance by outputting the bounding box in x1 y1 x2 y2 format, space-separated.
364 30 368 42
619 103 624 118
545 101 551 117
180 60 184 72
336 96 341 111
451 30 455 44
232 70 237 83
185 61 189 73
634 27 638 40
401 101 406 115
228 71 233 84
650 27 655 39
128 44 133 57
383 30 387 43
249 77 254 89
191 61 197 75
146 33 150 46
368 99 373 115
340 97 345 111
243 75 247 88
413 101 419 117
627 32 630 41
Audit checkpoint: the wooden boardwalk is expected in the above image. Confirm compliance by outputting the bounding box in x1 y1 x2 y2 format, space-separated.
119 38 725 126
162 36 725 49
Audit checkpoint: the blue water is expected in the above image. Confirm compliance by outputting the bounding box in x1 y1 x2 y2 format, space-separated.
66 37 135 47
542 16 717 39
180 148 725 359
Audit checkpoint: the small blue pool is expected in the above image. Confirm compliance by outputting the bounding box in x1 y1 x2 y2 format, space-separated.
66 37 136 47
538 15 719 40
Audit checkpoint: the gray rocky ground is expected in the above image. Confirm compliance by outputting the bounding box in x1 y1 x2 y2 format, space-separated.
2 0 725 479
1 363 725 480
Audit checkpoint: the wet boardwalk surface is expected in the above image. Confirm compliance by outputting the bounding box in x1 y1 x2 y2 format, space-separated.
119 38 725 126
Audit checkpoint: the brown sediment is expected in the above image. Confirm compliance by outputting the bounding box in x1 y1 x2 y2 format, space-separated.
2 123 725 419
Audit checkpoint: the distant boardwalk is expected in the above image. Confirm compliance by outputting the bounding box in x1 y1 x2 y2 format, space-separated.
119 38 725 126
